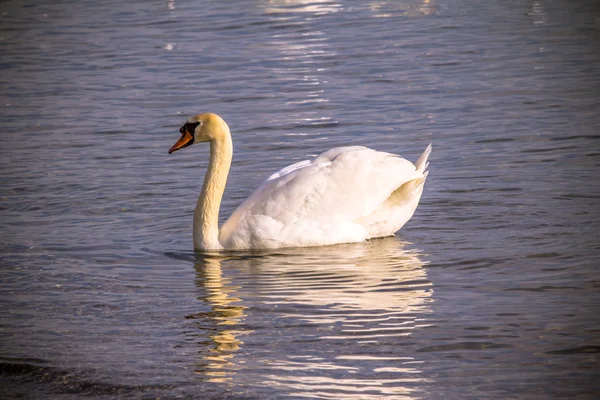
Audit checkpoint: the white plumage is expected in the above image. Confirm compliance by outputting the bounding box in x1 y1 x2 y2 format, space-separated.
168 113 431 251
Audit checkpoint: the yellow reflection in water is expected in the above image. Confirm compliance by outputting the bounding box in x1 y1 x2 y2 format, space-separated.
191 256 249 383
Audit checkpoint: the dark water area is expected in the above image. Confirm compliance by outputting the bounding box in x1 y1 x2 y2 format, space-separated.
1 0 599 398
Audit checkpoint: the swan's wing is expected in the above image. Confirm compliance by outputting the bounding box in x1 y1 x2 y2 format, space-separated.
220 146 422 248
265 159 312 181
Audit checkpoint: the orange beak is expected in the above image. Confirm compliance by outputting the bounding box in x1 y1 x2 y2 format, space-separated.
168 129 194 154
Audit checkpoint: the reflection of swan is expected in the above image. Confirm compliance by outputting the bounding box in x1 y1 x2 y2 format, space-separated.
188 256 249 383
242 238 433 398
168 113 431 251
242 237 431 314
188 237 432 396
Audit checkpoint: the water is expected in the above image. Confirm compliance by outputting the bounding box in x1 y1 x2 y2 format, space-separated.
1 0 599 398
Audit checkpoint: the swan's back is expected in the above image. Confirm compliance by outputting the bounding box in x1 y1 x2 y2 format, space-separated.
219 145 430 249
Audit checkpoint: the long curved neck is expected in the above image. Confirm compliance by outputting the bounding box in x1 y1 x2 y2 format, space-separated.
193 129 232 250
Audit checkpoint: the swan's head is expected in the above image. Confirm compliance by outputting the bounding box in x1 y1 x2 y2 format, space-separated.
168 113 229 154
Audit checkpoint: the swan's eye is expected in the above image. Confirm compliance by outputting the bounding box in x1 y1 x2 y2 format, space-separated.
180 121 200 134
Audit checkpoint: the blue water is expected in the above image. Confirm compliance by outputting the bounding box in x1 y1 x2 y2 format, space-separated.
1 0 599 398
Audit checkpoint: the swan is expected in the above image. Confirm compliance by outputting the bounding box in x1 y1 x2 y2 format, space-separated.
168 113 431 250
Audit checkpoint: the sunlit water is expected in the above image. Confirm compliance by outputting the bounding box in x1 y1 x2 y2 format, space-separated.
1 0 599 399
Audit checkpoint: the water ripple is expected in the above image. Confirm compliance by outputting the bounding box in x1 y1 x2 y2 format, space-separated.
1 0 600 398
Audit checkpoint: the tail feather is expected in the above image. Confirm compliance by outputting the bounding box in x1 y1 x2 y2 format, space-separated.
400 173 427 194
415 143 432 173
358 146 431 238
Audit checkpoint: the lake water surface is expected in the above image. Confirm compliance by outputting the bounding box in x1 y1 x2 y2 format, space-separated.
1 0 599 399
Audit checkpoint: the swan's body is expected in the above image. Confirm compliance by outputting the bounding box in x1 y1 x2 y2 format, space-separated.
169 113 431 251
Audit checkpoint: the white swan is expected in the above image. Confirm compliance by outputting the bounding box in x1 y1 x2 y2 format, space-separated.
168 113 431 251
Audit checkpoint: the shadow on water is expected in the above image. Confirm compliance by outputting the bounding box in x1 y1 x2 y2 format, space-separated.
0 357 171 399
177 237 434 398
